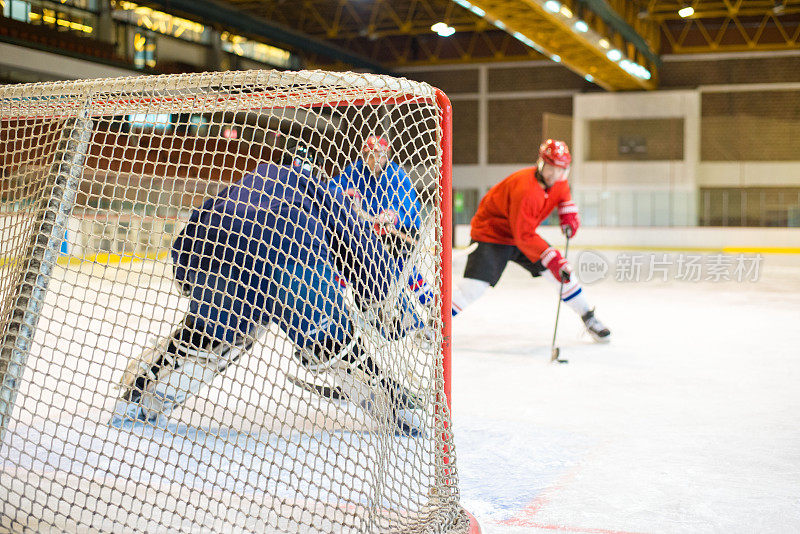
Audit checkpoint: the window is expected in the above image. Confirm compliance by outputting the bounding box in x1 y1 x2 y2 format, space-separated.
127 113 172 131
587 118 684 161
4 0 31 22
28 8 94 34
699 187 800 227
188 114 209 136
452 189 479 226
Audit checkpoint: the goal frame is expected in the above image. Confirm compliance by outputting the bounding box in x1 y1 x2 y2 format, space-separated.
0 71 475 533
0 78 455 432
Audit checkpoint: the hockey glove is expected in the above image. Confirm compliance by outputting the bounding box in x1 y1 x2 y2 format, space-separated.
373 209 399 235
343 188 362 201
558 200 580 238
541 247 571 283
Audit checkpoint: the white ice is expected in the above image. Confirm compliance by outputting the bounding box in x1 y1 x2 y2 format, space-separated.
451 249 800 534
0 260 445 532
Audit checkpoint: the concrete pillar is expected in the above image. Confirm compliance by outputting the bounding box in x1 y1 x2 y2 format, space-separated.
96 0 115 44
207 29 223 71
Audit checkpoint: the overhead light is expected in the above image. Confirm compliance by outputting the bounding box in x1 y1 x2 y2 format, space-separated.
573 20 588 33
512 31 533 46
431 22 456 37
544 1 561 13
617 59 652 80
773 0 786 14
512 31 544 52
445 0 648 84
468 4 486 17
678 5 694 17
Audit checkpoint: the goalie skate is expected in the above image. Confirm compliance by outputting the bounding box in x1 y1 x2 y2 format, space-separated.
331 361 425 438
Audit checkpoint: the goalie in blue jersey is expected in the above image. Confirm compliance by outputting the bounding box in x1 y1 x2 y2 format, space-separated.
331 135 436 311
113 141 423 435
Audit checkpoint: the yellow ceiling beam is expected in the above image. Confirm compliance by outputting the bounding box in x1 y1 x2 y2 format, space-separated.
646 0 800 20
659 10 800 53
467 0 657 90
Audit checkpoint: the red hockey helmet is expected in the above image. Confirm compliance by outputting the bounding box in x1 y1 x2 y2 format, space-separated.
363 135 390 155
538 139 571 169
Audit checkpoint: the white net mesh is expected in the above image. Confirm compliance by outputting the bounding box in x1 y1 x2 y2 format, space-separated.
0 70 466 533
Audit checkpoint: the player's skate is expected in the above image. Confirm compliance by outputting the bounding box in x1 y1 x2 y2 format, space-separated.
112 327 250 426
582 308 611 343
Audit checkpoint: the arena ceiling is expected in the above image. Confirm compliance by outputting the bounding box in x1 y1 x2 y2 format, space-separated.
151 0 800 90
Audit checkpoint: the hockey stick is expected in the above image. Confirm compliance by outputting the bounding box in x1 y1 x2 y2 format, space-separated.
550 235 570 364
287 373 345 401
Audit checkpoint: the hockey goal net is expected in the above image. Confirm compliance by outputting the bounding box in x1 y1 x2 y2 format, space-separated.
0 70 472 533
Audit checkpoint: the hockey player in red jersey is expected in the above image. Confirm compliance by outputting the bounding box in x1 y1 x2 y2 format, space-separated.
452 139 611 342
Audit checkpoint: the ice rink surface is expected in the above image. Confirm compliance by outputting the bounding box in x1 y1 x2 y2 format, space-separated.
451 249 800 534
2 247 798 533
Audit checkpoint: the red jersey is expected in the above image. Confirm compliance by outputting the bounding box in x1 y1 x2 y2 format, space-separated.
470 167 572 263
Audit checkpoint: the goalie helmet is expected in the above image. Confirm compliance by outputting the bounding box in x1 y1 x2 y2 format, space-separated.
363 135 390 156
538 139 571 168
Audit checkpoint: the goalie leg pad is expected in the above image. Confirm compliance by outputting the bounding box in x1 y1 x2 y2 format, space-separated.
116 317 257 423
296 337 425 436
360 292 429 342
295 335 380 409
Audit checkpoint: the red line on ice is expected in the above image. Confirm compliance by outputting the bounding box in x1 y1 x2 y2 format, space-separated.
499 445 647 534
